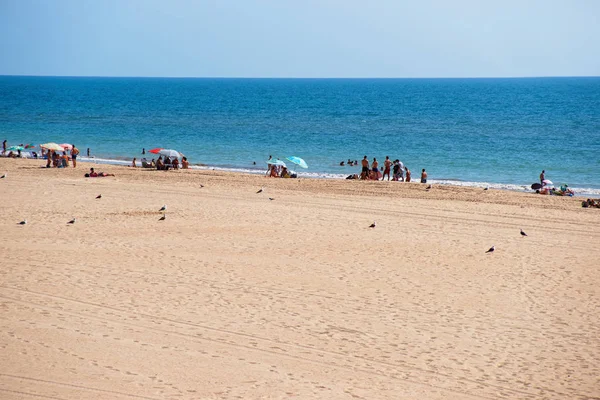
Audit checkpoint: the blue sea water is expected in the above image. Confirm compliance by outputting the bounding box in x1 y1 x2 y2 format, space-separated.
1 76 599 195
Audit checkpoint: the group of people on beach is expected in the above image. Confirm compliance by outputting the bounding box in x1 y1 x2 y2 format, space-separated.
345 156 427 183
135 155 189 170
43 145 80 168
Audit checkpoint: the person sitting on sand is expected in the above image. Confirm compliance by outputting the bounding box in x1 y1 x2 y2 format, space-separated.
280 166 290 178
181 157 189 169
171 158 179 169
52 152 60 167
61 152 69 168
156 156 165 170
269 165 279 177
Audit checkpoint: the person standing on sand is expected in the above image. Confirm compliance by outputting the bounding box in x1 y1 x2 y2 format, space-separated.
392 160 400 181
383 156 392 181
405 168 411 182
87 148 90 157
132 157 137 167
540 170 546 185
71 144 79 168
360 156 369 180
2 139 6 155
421 168 427 184
371 158 379 180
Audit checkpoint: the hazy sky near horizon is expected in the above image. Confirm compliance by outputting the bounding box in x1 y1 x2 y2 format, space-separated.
0 0 598 78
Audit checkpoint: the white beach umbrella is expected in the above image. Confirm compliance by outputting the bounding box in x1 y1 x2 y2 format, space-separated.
40 143 64 152
158 149 182 158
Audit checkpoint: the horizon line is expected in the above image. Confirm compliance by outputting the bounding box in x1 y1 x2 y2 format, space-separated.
1 74 599 80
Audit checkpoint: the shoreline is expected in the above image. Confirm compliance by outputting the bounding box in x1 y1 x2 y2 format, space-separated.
7 154 598 197
0 157 591 208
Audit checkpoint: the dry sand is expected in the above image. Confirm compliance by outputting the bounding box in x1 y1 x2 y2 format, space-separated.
1 158 599 400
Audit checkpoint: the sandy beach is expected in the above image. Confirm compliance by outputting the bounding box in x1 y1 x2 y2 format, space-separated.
1 157 599 400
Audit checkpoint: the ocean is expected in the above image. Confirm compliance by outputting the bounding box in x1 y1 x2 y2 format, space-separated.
1 76 599 195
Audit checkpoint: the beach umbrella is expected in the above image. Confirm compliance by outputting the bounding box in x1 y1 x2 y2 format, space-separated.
542 179 553 185
149 148 163 154
40 143 64 151
24 144 35 149
60 143 73 150
267 159 287 167
7 145 25 151
286 156 308 169
531 183 543 190
158 149 182 158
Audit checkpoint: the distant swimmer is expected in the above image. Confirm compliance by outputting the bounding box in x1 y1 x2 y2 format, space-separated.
486 245 495 253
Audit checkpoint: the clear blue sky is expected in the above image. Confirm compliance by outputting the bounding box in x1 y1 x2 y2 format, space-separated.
0 0 598 78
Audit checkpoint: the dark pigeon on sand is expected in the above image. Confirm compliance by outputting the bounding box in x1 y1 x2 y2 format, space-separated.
486 245 495 253
369 222 377 228
96 194 102 199
520 229 528 237
159 214 166 221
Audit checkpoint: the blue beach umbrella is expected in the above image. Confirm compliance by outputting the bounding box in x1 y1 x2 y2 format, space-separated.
7 145 25 151
286 156 308 169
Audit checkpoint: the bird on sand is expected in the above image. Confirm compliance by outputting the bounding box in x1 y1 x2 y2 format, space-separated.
67 218 76 224
484 187 489 191
426 184 432 190
369 222 377 228
486 245 495 253
96 194 102 199
0 173 6 179
268 197 275 201
159 205 167 212
520 229 528 237
256 187 263 194
18 219 27 225
159 214 166 221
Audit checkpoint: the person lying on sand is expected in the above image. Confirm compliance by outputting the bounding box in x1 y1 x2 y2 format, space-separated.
85 168 115 177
